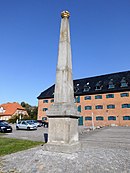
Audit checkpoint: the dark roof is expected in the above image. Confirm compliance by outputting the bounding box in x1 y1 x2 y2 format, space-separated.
37 70 130 99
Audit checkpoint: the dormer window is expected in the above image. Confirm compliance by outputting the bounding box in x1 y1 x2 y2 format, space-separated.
74 87 79 93
95 81 102 90
120 77 128 87
74 83 79 93
0 107 5 113
83 82 91 92
108 79 115 89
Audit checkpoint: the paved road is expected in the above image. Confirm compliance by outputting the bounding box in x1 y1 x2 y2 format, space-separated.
3 124 48 142
0 126 130 173
80 126 130 150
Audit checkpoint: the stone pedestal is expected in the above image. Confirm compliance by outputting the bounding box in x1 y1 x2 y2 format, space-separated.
43 103 80 153
43 141 81 153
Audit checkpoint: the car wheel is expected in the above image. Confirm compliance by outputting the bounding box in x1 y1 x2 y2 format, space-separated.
27 127 30 130
16 126 19 130
1 129 4 133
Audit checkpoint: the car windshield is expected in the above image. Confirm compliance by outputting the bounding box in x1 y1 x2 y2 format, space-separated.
4 121 8 124
0 122 8 126
26 121 34 125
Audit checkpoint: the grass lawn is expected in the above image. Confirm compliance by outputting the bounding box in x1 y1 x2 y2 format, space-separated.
0 136 43 156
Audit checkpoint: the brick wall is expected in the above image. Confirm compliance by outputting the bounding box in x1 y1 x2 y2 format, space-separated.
38 91 130 126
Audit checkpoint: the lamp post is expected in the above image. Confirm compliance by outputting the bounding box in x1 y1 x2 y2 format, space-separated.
92 112 95 130
106 110 108 126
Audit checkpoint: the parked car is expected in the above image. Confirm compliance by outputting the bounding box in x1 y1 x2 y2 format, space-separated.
0 121 12 133
42 120 48 128
26 120 42 127
16 120 37 130
37 120 43 127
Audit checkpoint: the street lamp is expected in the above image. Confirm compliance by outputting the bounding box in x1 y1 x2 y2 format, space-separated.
92 112 95 130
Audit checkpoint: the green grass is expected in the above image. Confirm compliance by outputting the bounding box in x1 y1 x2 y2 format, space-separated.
0 137 43 156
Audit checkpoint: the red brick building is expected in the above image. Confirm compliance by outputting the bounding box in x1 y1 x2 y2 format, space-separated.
37 71 130 127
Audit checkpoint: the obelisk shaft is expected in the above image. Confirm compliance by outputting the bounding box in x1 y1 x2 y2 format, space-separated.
54 12 74 103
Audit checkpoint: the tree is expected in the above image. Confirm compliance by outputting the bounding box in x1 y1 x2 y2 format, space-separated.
21 102 38 120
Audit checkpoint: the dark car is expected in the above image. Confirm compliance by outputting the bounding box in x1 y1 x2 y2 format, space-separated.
37 120 43 127
42 121 48 128
0 121 12 133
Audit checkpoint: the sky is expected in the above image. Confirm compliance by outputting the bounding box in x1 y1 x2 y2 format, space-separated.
0 0 130 106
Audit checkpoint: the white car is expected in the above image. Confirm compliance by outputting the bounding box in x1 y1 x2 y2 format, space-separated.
26 120 40 127
16 120 37 130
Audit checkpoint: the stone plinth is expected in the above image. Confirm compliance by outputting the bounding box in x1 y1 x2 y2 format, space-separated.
43 141 81 153
44 102 80 153
48 116 79 144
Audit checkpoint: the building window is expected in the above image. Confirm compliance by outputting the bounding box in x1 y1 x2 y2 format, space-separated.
85 116 92 120
74 84 79 93
108 79 115 89
51 99 54 103
95 81 102 90
96 116 104 121
122 104 130 108
43 100 48 103
108 116 116 120
106 94 114 98
75 96 80 103
43 108 48 111
42 117 47 121
83 82 91 92
95 105 103 109
84 96 91 100
77 105 81 112
95 95 102 99
123 116 130 120
120 93 129 97
120 77 128 88
85 106 92 110
107 104 115 109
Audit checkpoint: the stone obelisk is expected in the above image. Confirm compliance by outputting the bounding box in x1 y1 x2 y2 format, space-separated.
45 11 80 153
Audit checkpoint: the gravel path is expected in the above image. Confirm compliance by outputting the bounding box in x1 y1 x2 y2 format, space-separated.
0 127 130 173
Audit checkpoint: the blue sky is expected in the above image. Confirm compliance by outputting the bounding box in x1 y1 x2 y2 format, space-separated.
0 0 130 106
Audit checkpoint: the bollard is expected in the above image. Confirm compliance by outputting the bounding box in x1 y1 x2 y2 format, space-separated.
44 133 48 143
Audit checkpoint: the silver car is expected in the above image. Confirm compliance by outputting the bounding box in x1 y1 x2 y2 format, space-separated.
16 120 37 130
26 120 41 127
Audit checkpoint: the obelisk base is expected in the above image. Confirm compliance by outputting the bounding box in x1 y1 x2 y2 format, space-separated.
43 141 81 153
43 114 80 153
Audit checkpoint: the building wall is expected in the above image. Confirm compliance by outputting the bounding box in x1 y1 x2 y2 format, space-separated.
37 91 130 126
38 98 54 120
0 110 28 121
0 115 11 121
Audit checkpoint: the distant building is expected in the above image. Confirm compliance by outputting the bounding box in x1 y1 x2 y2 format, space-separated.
0 102 28 120
37 71 130 127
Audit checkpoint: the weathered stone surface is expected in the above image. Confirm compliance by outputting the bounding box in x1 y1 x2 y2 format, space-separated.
54 13 73 104
43 142 81 153
46 11 80 151
48 117 79 144
47 103 78 117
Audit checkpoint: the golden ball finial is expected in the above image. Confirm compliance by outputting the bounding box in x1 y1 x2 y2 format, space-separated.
61 11 70 18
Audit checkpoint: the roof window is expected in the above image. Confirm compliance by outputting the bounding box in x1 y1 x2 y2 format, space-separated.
120 77 128 87
95 81 102 90
83 82 91 92
108 79 115 89
74 84 79 93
